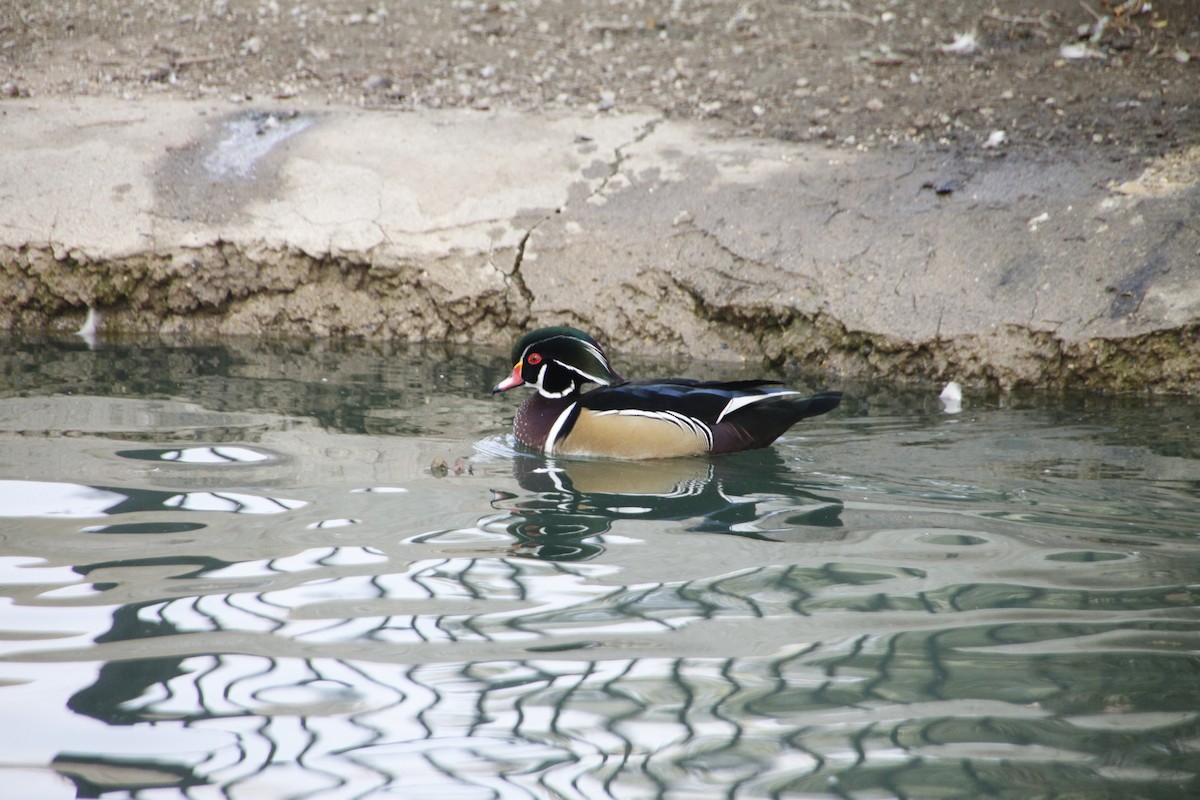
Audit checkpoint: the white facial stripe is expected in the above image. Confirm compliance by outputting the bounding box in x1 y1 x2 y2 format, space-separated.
578 339 614 373
715 391 800 424
545 402 578 453
553 358 611 387
593 409 714 450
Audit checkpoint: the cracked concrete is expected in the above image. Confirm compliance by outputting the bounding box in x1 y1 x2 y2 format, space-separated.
1 97 1197 391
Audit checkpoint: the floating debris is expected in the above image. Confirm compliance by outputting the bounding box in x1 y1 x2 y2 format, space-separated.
431 458 472 477
75 307 98 349
939 381 963 414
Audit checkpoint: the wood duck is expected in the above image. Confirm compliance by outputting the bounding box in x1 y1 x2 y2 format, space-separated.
493 326 842 459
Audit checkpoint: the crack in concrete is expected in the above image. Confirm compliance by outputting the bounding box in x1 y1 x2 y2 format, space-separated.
662 223 835 361
677 218 799 283
590 117 662 201
507 117 664 326
508 227 536 318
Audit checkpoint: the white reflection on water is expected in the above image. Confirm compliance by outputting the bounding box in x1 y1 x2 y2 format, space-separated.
162 490 306 514
0 481 128 518
0 661 236 760
160 447 273 464
0 480 306 518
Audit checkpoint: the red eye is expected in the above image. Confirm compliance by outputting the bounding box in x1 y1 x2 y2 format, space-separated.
526 353 543 365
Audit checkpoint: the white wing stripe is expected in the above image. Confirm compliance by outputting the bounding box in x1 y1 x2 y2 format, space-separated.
715 391 800 424
545 402 578 454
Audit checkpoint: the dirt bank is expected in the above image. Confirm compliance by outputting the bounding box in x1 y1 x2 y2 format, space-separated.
1 1 1198 391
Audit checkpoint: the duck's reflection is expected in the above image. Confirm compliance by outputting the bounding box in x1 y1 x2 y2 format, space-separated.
493 450 844 560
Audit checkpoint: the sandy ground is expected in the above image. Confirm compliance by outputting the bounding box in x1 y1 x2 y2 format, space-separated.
3 0 1198 160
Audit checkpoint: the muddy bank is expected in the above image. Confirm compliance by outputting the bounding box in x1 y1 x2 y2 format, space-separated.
1 98 1196 391
2 0 1199 391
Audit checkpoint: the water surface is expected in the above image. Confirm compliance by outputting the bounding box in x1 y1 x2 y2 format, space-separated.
0 337 1197 799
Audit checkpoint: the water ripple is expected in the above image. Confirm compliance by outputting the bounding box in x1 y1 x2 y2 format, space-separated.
0 340 1197 798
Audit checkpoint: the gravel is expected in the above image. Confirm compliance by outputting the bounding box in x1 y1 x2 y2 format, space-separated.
2 0 1198 160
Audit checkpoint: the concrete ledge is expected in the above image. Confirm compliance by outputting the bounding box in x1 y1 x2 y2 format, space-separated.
1 98 1197 390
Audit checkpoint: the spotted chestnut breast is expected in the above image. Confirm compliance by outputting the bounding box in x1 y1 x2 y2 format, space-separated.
493 326 842 460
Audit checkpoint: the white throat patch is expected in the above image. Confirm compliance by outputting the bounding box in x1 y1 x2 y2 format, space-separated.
533 363 577 399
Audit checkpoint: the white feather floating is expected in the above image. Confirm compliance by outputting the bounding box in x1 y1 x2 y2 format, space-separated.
939 381 963 414
75 307 98 349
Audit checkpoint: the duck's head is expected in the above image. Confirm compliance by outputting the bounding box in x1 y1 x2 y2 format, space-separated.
493 326 622 398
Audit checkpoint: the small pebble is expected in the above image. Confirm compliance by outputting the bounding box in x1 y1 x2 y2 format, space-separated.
938 32 979 56
362 74 391 93
241 36 264 56
982 129 1007 149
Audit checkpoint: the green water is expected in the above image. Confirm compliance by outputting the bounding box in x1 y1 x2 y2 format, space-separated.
0 336 1197 799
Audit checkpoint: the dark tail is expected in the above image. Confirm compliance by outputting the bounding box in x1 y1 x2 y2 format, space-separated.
790 390 842 420
711 390 843 454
